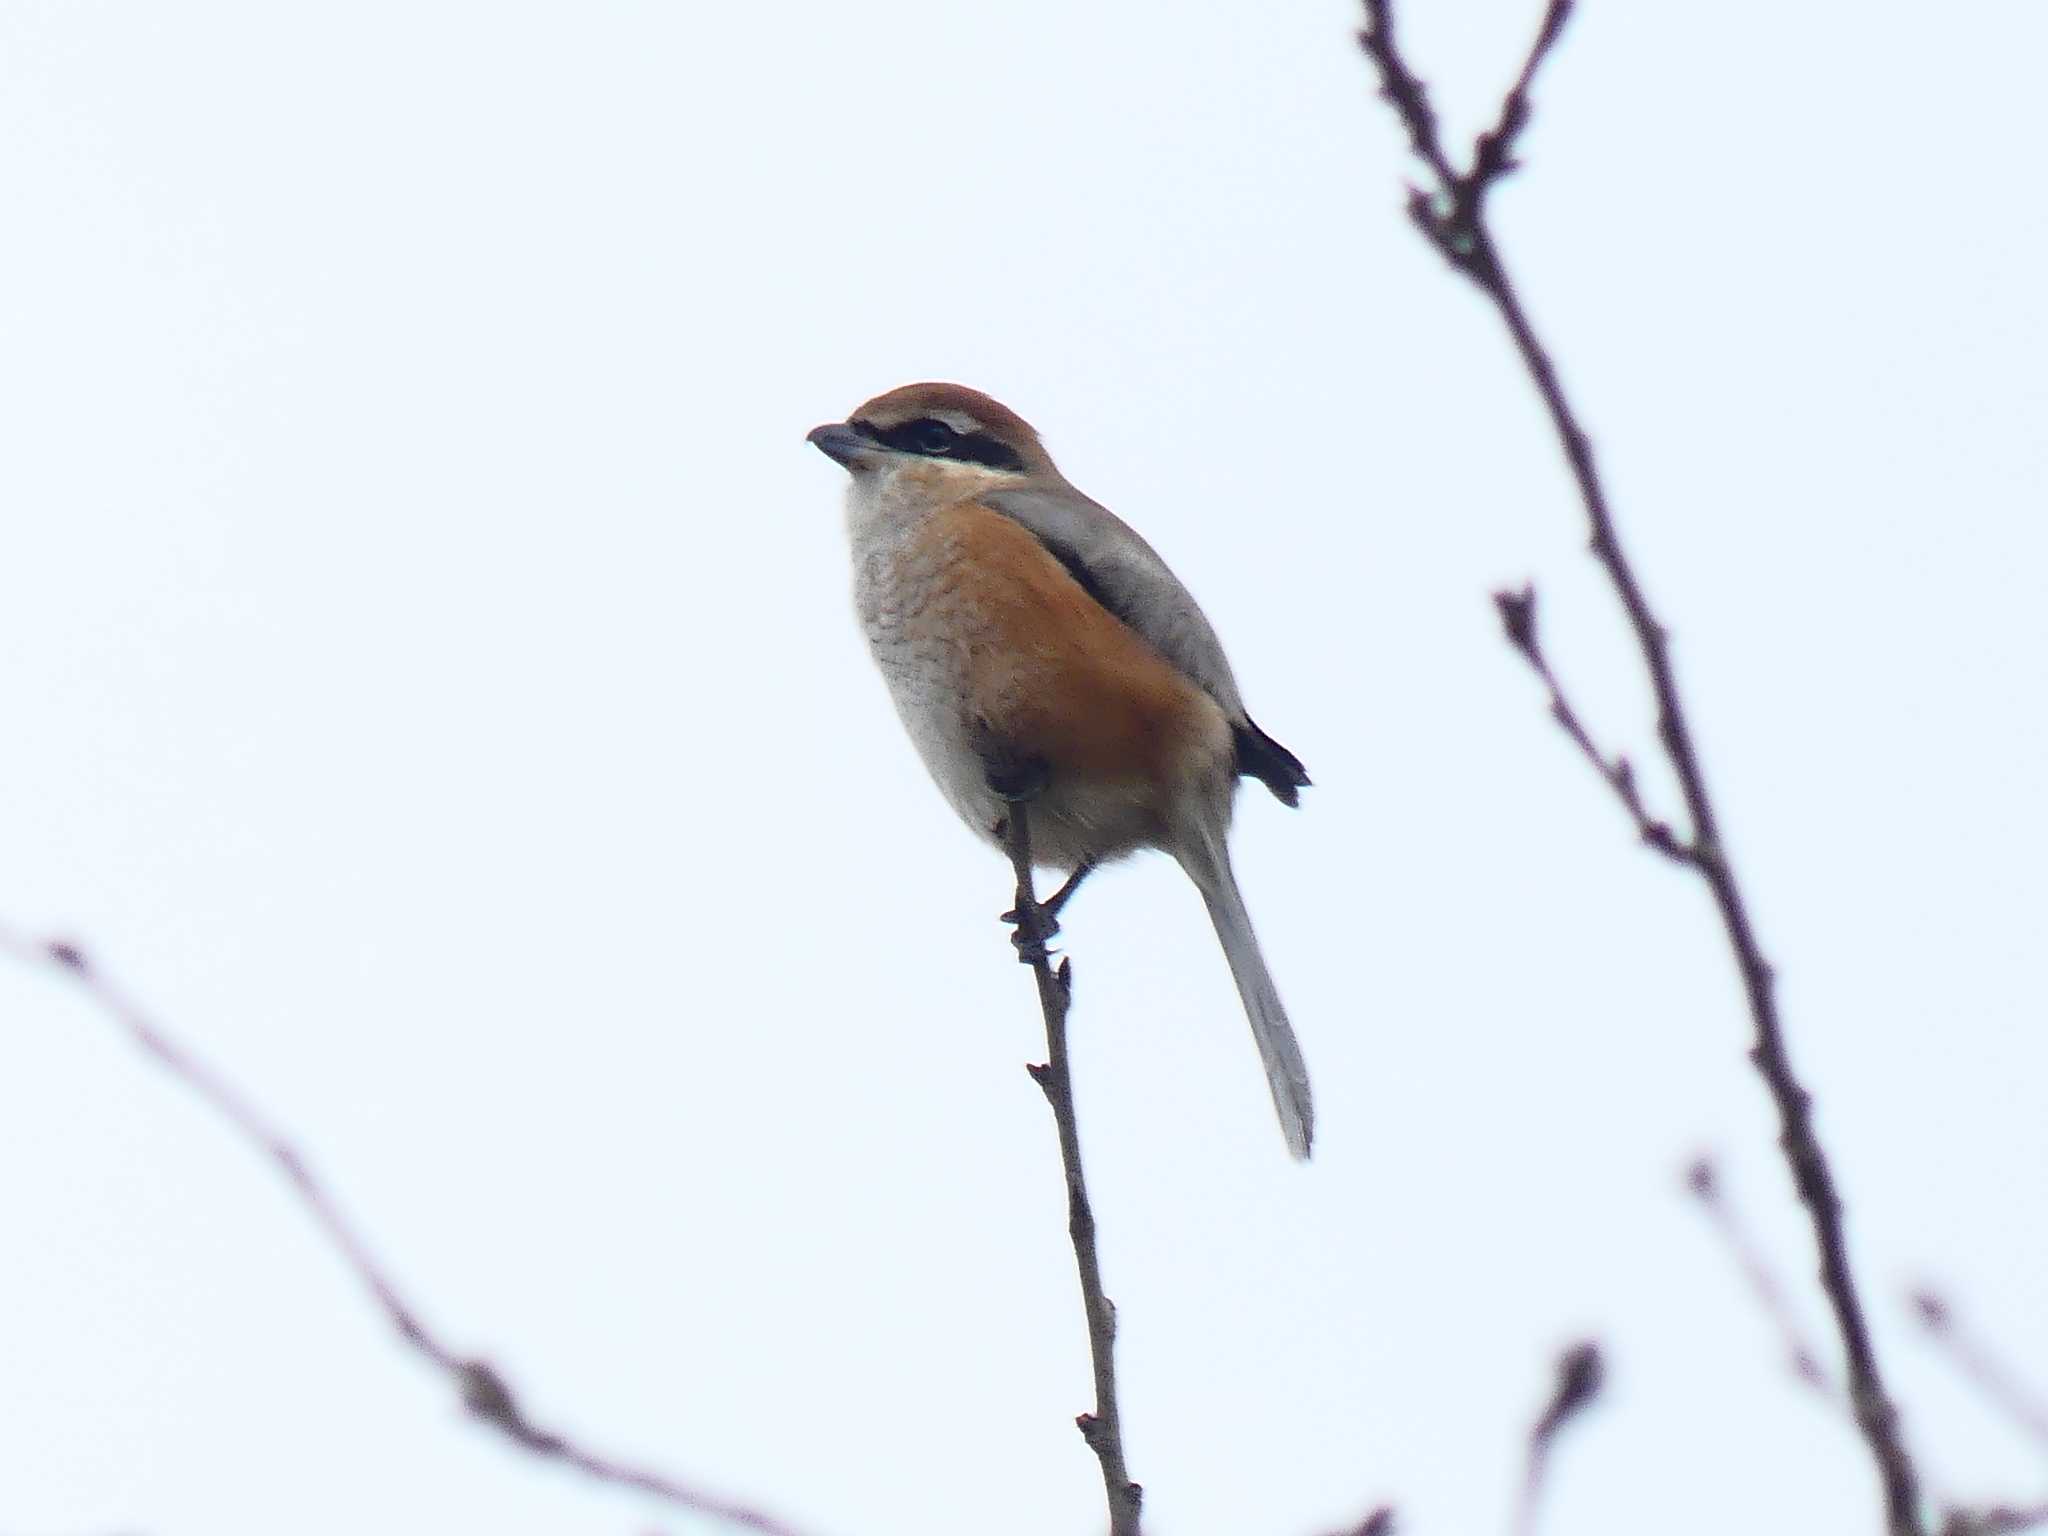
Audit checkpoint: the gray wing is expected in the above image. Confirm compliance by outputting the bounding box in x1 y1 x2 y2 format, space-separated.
985 484 1310 806
985 484 1249 715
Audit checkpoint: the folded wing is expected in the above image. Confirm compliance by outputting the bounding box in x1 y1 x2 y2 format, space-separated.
985 484 1310 806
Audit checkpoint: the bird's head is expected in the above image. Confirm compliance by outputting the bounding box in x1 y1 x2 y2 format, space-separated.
807 382 1056 486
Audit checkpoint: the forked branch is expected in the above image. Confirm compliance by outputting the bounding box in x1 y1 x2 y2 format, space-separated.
1356 4 1925 1531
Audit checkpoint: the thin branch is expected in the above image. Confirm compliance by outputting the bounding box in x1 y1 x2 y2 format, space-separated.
1912 1290 2048 1451
1687 1158 1836 1398
997 804 1143 1536
1326 1507 1398 1536
1493 586 1688 864
1940 1504 2048 1536
1356 5 1926 1532
0 921 813 1536
1515 1341 1603 1536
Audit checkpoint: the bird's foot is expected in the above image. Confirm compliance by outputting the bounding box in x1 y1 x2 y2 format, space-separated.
1002 859 1094 925
1000 859 1095 966
1002 901 1059 966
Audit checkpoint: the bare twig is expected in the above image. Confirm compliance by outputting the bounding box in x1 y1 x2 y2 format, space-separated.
1327 1507 1398 1536
1687 1158 1835 1396
0 922 812 1536
1356 5 1926 1532
1913 1291 2048 1451
1940 1504 2048 1536
1515 1341 1603 1536
1494 587 1687 863
997 804 1142 1536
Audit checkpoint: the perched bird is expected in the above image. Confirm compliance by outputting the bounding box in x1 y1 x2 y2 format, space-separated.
808 383 1315 1159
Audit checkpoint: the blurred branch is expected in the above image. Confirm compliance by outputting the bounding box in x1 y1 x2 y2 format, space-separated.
1355 4 1926 1531
0 922 813 1536
1515 1341 1603 1536
1326 1507 1398 1536
1940 1504 2048 1536
1687 1158 1835 1398
998 802 1143 1536
1913 1290 2048 1450
1494 587 1686 863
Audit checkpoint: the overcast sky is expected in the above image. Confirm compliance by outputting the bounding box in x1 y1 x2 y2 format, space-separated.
4 2 2045 1534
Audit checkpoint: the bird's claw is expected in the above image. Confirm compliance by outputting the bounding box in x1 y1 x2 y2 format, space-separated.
999 905 1062 932
1002 903 1060 966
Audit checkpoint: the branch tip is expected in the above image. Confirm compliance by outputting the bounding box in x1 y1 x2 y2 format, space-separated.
1911 1290 1951 1330
1684 1157 1718 1201
1531 1340 1605 1449
1494 584 1540 654
1360 1 1925 1527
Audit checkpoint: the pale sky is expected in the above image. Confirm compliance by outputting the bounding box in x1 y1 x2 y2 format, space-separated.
3 2 2045 1534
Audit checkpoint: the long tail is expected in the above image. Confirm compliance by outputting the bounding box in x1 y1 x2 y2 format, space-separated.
1177 836 1314 1160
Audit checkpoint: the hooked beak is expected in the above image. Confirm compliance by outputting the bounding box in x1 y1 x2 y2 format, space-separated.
807 421 879 470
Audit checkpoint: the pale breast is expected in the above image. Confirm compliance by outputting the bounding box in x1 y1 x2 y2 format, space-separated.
849 495 1003 840
843 477 1232 869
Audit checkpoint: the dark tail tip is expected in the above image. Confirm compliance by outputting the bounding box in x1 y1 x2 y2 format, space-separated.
1234 716 1310 807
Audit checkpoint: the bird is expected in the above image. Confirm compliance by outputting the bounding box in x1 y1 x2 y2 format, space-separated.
808 382 1315 1159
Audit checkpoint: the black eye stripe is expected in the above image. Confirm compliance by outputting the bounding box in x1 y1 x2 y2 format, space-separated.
850 416 1024 472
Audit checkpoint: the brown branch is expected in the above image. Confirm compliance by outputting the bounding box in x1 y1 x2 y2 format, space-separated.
997 803 1142 1536
0 922 814 1536
1515 1341 1603 1536
1356 4 1926 1532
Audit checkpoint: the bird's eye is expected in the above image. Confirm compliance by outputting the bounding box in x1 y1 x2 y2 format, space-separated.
910 418 958 454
